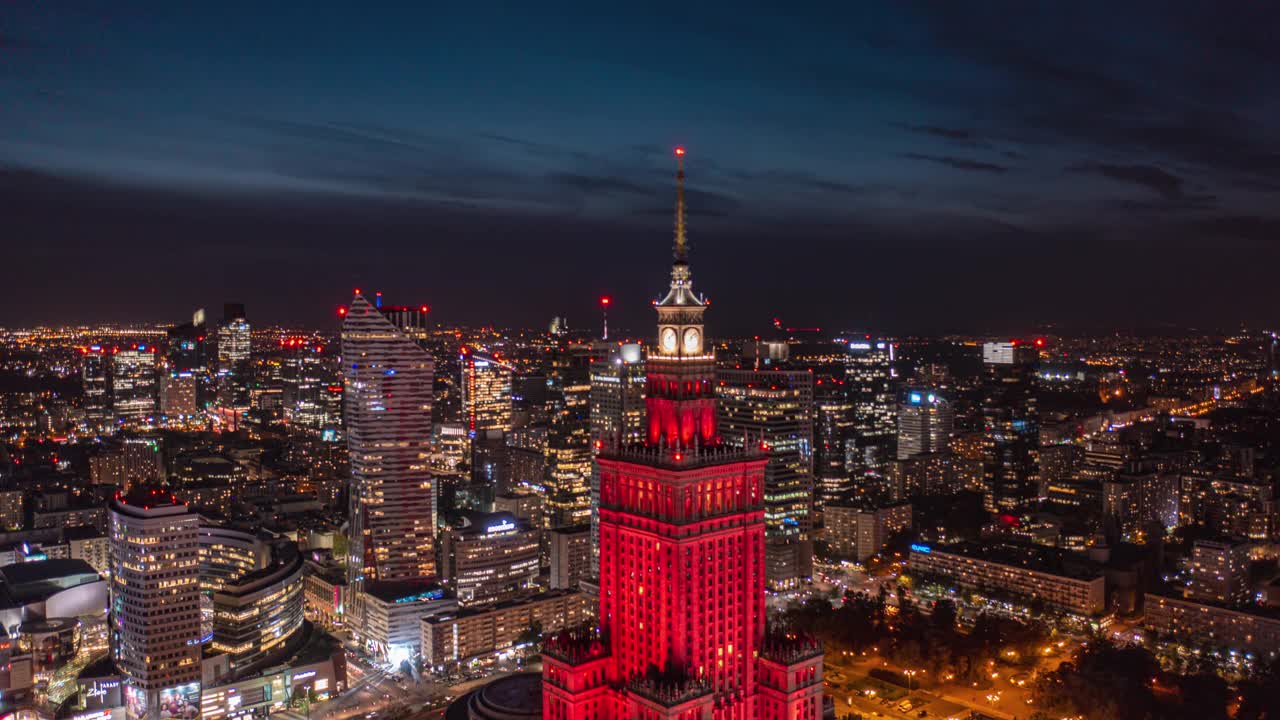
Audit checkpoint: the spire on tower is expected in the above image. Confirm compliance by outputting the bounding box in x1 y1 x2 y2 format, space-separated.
674 147 687 263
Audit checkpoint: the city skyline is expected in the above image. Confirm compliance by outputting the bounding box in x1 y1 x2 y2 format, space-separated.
8 6 1280 720
5 3 1280 332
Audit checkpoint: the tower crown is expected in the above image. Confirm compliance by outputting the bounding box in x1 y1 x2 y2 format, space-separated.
657 147 705 309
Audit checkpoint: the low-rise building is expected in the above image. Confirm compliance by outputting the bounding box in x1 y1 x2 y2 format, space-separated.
908 541 1106 616
421 590 589 674
356 581 456 663
1144 593 1280 659
200 629 347 720
31 505 107 532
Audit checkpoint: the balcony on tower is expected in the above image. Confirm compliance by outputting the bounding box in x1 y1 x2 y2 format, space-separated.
625 665 715 719
542 625 611 668
597 444 769 525
600 441 762 471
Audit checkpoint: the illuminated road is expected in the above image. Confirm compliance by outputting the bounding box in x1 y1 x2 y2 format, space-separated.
281 653 542 720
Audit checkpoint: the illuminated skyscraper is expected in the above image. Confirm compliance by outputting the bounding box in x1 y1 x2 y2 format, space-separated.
461 348 513 433
981 341 1039 513
109 486 203 720
81 345 111 426
589 343 646 573
342 291 436 587
542 149 823 720
717 367 815 590
813 371 854 508
111 345 159 420
896 387 953 459
165 309 209 414
590 344 648 446
216 303 251 412
846 338 897 476
159 371 198 418
280 337 334 431
545 339 594 528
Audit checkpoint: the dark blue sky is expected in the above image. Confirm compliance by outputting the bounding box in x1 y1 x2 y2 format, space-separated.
4 2 1280 334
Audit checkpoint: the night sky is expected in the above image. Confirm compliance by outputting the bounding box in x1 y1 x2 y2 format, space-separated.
4 2 1280 335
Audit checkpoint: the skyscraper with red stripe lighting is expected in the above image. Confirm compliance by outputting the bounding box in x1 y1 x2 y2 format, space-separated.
542 149 825 720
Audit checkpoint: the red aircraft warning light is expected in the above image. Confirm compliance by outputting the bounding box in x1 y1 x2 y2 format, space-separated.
337 306 348 316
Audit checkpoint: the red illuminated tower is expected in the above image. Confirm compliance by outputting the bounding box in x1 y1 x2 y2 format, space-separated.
542 149 824 720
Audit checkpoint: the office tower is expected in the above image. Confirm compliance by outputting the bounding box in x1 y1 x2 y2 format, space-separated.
159 372 198 417
813 372 854 508
1265 330 1279 382
545 339 594 528
471 428 510 499
81 345 111 426
216 303 251 412
166 310 209 412
342 291 436 587
981 341 1040 513
507 425 547 488
124 436 165 486
166 312 208 374
548 524 591 590
589 343 648 445
280 337 333 431
461 348 513 432
544 150 823 720
111 345 159 420
846 338 897 475
717 367 816 590
431 422 468 471
378 303 432 342
588 343 646 574
441 511 540 606
896 387 953 459
109 487 203 720
1186 539 1252 606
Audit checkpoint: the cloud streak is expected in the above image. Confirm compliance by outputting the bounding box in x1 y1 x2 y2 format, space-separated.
901 153 1009 174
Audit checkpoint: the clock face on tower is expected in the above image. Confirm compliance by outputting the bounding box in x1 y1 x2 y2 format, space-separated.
683 327 701 354
660 327 677 353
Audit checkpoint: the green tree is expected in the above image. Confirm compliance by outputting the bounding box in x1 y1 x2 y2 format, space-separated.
516 620 544 646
